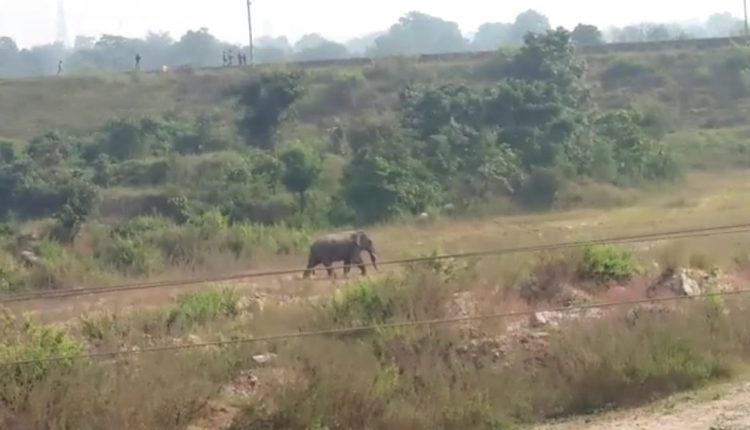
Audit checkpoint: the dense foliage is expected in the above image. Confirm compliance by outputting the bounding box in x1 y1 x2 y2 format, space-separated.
0 29 682 233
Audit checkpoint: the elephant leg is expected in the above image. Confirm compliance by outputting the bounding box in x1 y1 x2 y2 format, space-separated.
343 258 352 277
323 261 336 279
352 253 366 276
303 255 320 279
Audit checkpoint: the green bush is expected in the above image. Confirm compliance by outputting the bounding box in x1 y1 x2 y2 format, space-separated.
96 237 164 276
577 244 638 283
0 311 86 405
166 288 240 330
328 281 396 326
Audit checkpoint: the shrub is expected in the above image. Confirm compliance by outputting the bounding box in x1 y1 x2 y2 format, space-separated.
166 288 240 330
577 244 638 283
78 312 131 345
0 310 86 406
328 281 396 326
96 237 164 276
323 268 462 330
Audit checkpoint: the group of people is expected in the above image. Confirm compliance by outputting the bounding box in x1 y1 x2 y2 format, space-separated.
223 49 249 67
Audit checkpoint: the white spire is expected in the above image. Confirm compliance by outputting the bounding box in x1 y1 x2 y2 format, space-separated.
56 0 69 46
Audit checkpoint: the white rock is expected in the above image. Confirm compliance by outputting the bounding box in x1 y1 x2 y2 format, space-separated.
252 353 277 365
529 311 565 328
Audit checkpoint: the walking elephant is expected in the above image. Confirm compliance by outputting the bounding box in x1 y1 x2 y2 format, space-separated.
303 230 378 279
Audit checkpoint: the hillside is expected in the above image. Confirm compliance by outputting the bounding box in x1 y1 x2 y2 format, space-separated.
2 40 750 143
1 29 750 291
6 29 750 430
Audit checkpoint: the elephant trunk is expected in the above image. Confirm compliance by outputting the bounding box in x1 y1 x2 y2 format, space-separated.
367 249 378 271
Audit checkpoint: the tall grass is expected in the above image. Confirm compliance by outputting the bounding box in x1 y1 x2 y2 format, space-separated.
1 257 750 429
229 268 750 430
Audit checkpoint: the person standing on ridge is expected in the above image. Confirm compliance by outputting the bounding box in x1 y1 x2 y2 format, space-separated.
135 53 141 71
57 60 63 75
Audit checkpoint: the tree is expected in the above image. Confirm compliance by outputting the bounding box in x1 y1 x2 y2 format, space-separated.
280 145 323 210
509 10 551 45
344 144 442 222
293 41 350 62
26 132 76 167
53 174 100 243
472 23 513 51
483 79 583 168
100 119 148 160
346 32 384 55
644 24 672 41
594 109 680 182
706 13 743 37
508 28 587 104
237 71 306 150
169 28 224 68
371 11 469 56
399 83 483 139
611 25 647 42
0 37 22 78
571 24 604 47
255 36 292 63
294 34 329 52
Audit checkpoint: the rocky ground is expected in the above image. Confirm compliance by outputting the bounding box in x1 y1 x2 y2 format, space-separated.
182 265 749 430
533 378 750 430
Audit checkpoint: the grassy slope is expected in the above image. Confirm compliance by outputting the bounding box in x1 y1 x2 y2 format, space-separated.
0 47 746 142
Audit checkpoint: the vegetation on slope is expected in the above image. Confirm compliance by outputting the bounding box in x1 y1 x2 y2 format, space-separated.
3 27 750 291
0 28 713 291
3 243 750 429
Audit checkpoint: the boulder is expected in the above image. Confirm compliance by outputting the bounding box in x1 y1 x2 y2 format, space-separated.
529 311 566 328
252 353 277 365
647 268 734 298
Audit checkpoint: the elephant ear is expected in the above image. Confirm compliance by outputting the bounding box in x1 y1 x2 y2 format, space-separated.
351 231 363 247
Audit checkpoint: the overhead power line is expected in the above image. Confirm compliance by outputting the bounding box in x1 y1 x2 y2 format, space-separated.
3 286 750 368
2 221 750 305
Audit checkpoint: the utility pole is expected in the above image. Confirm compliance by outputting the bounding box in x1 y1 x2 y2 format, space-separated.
246 0 255 65
745 0 749 38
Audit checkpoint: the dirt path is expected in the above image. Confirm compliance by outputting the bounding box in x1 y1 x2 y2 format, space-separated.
533 378 750 430
5 269 399 324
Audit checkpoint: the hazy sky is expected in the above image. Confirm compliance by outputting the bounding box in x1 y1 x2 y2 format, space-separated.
0 0 745 48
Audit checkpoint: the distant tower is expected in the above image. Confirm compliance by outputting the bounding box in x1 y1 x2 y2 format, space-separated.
56 0 69 46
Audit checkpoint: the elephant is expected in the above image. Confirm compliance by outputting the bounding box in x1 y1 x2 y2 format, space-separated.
303 230 378 279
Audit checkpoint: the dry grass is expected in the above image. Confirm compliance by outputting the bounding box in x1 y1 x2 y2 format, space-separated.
2 168 750 428
2 225 750 429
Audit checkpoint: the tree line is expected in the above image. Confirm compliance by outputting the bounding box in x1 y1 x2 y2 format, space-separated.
0 10 745 78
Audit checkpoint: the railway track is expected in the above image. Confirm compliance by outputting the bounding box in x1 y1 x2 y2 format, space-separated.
140 35 750 75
